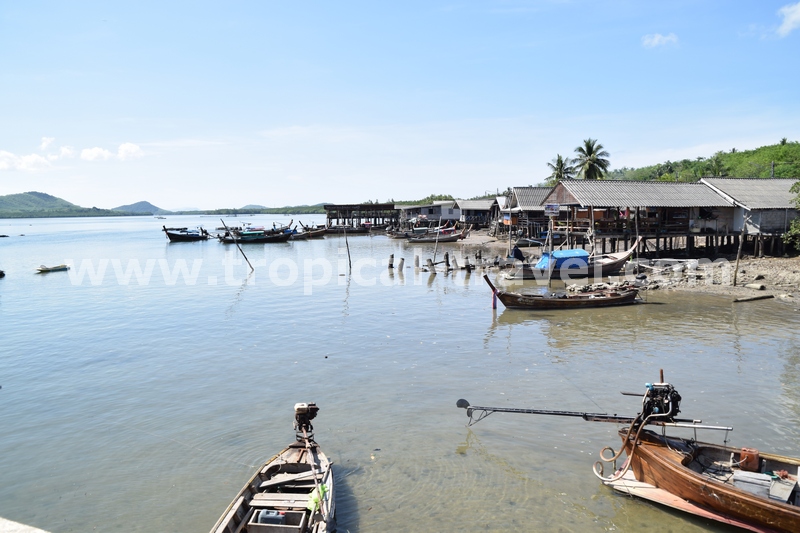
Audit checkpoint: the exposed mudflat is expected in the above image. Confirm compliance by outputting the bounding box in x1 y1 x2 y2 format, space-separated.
460 228 800 305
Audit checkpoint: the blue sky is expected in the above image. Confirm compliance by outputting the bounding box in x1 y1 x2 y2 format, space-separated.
1 1 799 210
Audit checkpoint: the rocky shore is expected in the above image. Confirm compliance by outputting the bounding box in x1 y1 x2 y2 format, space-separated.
458 228 800 305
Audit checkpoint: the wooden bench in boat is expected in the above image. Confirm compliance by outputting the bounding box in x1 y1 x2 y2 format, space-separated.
249 492 310 509
259 470 323 489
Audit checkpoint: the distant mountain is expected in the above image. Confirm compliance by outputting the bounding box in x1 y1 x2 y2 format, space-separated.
241 204 267 209
0 191 78 210
0 191 134 218
112 201 171 215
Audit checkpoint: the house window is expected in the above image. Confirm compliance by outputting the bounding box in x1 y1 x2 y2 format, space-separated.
448 209 453 214
428 208 434 215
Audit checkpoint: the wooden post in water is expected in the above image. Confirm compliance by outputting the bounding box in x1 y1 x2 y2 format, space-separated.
388 254 394 269
414 255 420 269
398 257 405 270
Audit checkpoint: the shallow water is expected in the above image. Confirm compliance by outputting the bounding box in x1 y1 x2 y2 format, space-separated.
0 216 798 532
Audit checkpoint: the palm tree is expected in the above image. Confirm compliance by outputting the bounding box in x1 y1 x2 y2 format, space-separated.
545 154 576 185
573 138 610 180
707 151 727 177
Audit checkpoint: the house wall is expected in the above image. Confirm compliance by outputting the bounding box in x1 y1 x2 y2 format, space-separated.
747 209 798 234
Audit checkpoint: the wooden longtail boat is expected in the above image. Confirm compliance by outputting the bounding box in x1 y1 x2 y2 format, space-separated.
219 231 293 244
407 230 466 244
210 403 335 533
484 275 639 310
36 264 70 273
299 222 327 239
457 373 800 532
503 236 642 281
163 225 209 242
610 429 800 532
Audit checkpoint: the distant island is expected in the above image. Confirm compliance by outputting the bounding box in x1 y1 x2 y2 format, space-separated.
0 192 139 218
0 191 329 219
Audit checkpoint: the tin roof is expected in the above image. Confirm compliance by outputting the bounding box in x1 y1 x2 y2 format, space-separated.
701 178 798 210
511 187 555 209
453 199 495 211
545 180 733 208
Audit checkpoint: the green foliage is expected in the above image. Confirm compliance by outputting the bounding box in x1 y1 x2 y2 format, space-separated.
574 139 610 180
393 194 455 205
545 154 577 185
610 142 800 181
0 192 134 218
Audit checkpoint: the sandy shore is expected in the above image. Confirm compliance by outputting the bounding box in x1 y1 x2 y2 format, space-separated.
457 229 800 304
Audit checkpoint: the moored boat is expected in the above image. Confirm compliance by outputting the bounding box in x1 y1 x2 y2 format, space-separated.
219 231 293 244
36 264 70 273
503 237 641 281
407 228 467 244
484 275 639 310
163 226 210 242
210 403 335 533
457 373 800 532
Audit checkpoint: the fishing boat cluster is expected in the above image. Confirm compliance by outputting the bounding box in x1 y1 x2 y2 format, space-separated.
162 220 471 244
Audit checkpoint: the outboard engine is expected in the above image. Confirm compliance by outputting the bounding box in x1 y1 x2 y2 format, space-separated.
641 383 681 422
294 402 319 439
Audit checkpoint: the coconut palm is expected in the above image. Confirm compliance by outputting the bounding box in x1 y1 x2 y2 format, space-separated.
573 138 610 180
545 154 576 185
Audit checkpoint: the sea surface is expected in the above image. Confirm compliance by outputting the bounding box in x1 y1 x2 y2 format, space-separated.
0 215 798 533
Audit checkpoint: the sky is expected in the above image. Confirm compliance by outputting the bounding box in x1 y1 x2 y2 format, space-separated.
1 1 799 210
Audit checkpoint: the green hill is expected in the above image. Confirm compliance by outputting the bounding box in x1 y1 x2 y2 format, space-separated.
0 191 135 218
606 140 800 182
113 201 170 215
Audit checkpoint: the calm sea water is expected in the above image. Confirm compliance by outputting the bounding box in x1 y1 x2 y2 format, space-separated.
0 216 798 532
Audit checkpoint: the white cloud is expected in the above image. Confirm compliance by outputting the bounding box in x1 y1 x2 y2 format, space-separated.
40 137 55 150
81 147 114 161
0 150 51 171
117 142 144 160
59 146 76 158
777 2 800 37
642 33 678 48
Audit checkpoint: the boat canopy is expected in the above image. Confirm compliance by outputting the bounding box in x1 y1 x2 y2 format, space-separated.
534 249 590 270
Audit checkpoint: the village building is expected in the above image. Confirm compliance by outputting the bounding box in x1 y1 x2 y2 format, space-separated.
541 180 736 256
453 198 496 228
323 203 399 228
398 201 461 228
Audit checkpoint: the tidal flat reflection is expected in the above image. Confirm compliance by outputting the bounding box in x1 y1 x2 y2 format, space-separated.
0 216 797 532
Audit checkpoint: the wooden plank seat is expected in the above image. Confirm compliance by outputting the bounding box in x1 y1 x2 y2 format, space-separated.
259 470 323 490
249 492 310 509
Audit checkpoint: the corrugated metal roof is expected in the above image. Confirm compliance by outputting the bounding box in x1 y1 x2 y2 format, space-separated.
701 178 798 209
454 199 495 210
551 180 733 207
512 187 555 209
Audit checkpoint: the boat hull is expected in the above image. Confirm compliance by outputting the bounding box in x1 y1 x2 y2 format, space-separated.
621 430 800 533
210 440 335 533
220 232 293 244
485 274 638 310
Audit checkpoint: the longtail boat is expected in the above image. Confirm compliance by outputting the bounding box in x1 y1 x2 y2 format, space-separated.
163 225 209 242
210 402 335 533
502 236 642 281
36 264 70 273
484 275 639 310
457 371 800 532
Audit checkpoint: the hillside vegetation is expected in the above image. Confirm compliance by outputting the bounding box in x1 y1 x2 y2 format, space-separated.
607 140 800 182
113 201 170 215
0 192 134 218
